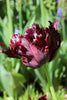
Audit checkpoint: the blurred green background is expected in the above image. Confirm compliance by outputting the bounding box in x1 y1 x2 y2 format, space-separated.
0 0 67 100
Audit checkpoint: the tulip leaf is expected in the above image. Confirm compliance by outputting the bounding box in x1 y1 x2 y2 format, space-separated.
0 64 13 96
12 73 26 94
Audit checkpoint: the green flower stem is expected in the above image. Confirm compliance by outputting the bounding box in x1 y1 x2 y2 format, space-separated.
15 92 17 100
45 65 57 100
3 91 7 99
6 0 13 36
62 21 66 40
50 86 57 100
40 0 45 27
18 0 23 35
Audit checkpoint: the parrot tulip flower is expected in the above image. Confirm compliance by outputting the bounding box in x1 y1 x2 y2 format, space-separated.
0 21 61 68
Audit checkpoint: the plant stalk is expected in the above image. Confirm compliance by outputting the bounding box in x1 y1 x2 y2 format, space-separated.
6 0 13 36
18 0 23 35
45 65 57 100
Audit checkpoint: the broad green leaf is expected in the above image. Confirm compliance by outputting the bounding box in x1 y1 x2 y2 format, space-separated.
13 62 20 73
0 64 13 96
12 73 26 84
34 68 46 89
0 97 3 100
4 97 14 100
40 0 52 27
12 73 26 94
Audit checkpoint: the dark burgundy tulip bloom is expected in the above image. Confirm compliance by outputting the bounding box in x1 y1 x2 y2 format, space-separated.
29 95 49 100
38 95 49 100
0 21 61 68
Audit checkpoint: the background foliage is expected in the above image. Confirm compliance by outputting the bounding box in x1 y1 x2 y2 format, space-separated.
0 0 67 100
